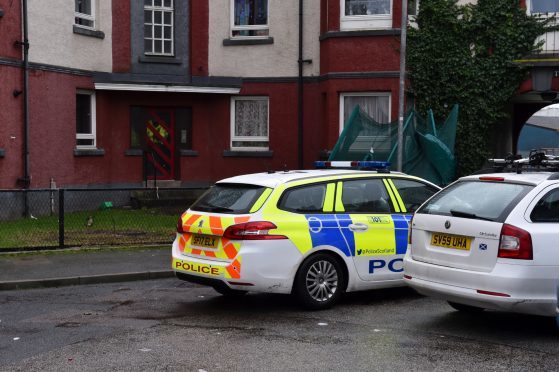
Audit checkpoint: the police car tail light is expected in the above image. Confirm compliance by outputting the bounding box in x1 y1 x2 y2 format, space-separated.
408 216 414 245
177 216 185 234
223 221 288 240
498 224 533 260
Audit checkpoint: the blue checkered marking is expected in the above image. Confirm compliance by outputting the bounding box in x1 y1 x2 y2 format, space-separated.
392 214 412 255
306 214 355 257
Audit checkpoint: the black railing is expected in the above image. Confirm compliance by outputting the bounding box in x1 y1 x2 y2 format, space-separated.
0 187 207 252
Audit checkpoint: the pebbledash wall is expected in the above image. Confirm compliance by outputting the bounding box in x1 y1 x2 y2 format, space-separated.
1 0 406 189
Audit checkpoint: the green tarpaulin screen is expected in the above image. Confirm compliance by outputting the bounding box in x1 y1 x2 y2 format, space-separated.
329 105 459 186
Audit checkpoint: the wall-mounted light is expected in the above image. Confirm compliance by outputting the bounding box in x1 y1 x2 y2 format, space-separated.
13 90 23 97
0 8 4 18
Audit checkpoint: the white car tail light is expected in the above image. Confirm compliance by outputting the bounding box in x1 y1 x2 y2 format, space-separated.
498 224 533 260
223 221 288 240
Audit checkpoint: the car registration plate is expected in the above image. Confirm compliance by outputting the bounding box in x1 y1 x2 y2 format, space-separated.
191 234 219 249
431 233 471 251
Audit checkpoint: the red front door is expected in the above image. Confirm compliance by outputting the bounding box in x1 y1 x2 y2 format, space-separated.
145 109 175 180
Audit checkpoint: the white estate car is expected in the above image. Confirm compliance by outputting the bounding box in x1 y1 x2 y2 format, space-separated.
404 166 559 316
172 162 440 309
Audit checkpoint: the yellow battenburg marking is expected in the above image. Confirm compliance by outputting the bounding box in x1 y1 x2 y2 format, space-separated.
335 181 345 212
383 179 400 213
352 214 396 256
387 179 406 213
172 258 223 276
250 188 273 213
261 185 313 255
323 183 335 212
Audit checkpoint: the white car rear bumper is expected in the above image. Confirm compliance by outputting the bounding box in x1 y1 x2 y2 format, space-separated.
403 252 557 316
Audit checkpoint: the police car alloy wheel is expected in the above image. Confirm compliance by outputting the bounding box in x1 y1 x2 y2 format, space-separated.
295 253 345 310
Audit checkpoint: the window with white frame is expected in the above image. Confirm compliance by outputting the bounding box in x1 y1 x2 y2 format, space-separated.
76 91 96 148
75 0 95 29
231 0 269 38
231 97 269 150
340 93 391 130
144 0 174 56
340 0 393 30
527 0 559 14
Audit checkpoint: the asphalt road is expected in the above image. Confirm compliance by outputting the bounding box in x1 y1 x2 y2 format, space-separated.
1 278 558 371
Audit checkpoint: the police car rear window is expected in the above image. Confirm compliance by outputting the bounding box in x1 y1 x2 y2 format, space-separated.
417 180 533 223
190 183 267 214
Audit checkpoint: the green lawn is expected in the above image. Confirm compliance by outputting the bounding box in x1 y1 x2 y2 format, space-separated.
0 208 178 249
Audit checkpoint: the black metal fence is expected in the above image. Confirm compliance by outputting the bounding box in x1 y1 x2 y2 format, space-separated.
0 187 207 252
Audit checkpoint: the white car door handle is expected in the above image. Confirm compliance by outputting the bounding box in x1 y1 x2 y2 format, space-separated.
349 223 369 232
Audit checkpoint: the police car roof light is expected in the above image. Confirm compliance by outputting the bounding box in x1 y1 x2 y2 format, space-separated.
314 161 390 170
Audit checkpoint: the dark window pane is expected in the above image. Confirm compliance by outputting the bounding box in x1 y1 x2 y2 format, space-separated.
154 10 162 23
154 25 162 38
154 0 162 7
76 94 91 134
144 0 152 7
163 26 171 39
75 0 91 15
75 17 94 27
164 41 172 54
77 138 94 146
531 189 559 222
154 40 162 54
144 25 152 38
144 10 152 23
279 184 327 213
232 29 269 37
234 0 268 25
144 39 152 53
232 141 269 148
164 12 172 25
342 179 391 213
164 0 172 7
191 184 266 214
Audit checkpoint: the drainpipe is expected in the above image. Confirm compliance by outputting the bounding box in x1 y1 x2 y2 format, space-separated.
16 0 30 215
396 0 408 172
297 0 304 169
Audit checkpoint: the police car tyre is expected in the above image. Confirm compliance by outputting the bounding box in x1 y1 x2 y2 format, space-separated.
294 253 346 310
447 301 485 313
212 283 248 297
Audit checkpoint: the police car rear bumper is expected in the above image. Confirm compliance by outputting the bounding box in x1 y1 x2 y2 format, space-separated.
172 238 301 294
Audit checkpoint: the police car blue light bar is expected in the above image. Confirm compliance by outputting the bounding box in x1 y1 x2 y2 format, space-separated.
314 161 391 169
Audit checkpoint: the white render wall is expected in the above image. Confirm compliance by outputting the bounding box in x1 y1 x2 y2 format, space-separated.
209 0 320 77
28 0 112 72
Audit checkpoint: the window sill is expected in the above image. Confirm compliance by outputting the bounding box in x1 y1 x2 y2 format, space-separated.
74 148 105 157
223 150 273 158
138 55 182 64
320 29 400 40
180 149 198 157
73 25 105 39
223 37 274 46
0 148 4 158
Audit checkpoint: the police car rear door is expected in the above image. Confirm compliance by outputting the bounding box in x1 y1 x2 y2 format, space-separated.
335 177 407 281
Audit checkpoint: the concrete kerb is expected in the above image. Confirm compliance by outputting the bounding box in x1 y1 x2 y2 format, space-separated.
0 270 175 291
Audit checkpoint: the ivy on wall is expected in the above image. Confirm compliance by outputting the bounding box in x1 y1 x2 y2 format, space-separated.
407 0 553 175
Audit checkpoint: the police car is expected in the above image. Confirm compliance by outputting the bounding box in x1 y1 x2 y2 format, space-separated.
404 152 559 316
172 161 440 309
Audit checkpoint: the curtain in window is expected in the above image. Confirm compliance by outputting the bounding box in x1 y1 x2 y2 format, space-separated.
345 0 391 16
234 0 268 25
343 95 389 124
235 100 268 137
531 0 559 13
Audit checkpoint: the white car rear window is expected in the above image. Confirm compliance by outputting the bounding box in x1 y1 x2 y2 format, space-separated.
417 180 533 222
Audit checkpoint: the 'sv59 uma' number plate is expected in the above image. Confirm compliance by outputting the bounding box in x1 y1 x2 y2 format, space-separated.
431 233 471 251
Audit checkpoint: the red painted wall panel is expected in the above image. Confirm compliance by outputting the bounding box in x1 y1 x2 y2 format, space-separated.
0 64 23 188
321 36 400 74
0 0 21 59
191 0 209 76
112 0 131 72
